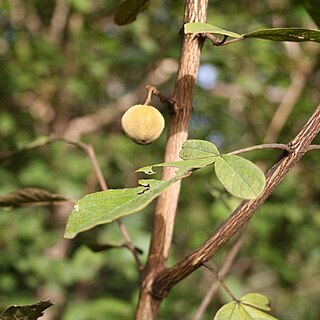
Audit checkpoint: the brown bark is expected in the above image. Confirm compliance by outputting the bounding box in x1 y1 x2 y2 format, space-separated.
135 0 209 319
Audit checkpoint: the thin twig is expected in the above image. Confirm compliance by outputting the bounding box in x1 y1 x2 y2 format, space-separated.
220 37 244 46
117 220 144 270
203 33 244 47
202 33 224 45
144 87 153 105
192 231 245 320
229 143 319 155
307 145 320 151
145 85 177 112
263 59 315 143
228 143 291 155
86 144 108 190
202 262 238 301
48 0 70 45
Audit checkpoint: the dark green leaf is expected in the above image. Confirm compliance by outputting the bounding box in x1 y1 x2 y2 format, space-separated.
214 154 266 199
184 22 242 38
65 157 216 239
114 0 150 26
0 300 53 320
0 188 71 208
179 139 220 160
243 28 320 43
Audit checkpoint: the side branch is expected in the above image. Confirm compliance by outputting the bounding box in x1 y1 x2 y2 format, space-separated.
152 105 320 299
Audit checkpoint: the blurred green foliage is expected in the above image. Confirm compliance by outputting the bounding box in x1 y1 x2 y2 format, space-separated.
0 0 319 319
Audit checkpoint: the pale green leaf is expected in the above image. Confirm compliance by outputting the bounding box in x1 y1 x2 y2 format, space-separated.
184 23 242 38
240 293 271 311
214 154 266 199
179 139 220 160
239 305 277 320
213 301 237 320
65 157 216 239
0 300 53 320
243 28 320 43
114 0 150 26
213 295 278 320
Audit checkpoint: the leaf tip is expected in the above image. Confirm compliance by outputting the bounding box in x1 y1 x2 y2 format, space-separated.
63 230 76 239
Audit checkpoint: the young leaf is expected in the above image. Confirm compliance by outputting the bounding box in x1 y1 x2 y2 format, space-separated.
243 28 320 43
184 22 242 38
214 154 266 199
179 139 220 160
213 300 278 320
65 157 216 239
0 300 53 320
240 293 271 311
0 188 71 208
114 0 150 26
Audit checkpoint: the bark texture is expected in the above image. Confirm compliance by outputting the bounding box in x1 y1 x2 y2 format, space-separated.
135 1 209 319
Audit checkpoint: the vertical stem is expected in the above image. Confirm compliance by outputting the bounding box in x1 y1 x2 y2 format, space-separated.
135 1 209 319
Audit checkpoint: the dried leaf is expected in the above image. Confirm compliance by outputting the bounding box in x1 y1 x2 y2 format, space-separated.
0 188 70 208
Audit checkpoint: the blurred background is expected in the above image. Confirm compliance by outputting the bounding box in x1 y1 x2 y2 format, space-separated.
0 0 319 319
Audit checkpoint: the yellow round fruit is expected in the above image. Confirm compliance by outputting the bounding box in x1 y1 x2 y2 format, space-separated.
121 104 165 145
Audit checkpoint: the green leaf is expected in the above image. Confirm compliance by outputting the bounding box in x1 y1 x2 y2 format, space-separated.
240 293 271 311
184 23 242 38
0 188 71 208
179 139 220 160
0 300 53 320
214 154 266 199
243 28 320 43
213 293 277 320
213 301 278 320
114 0 150 26
184 23 320 44
136 157 218 177
65 180 161 239
65 157 216 239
